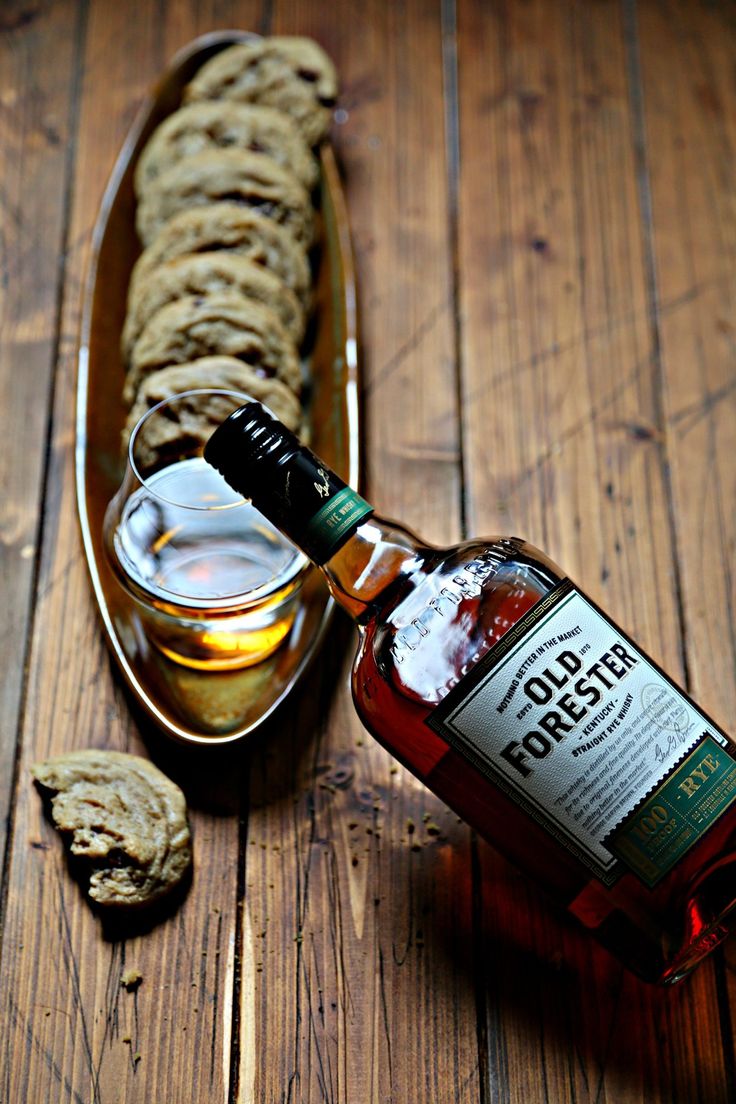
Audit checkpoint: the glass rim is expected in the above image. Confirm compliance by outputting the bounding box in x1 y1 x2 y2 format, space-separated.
115 387 308 609
128 387 256 512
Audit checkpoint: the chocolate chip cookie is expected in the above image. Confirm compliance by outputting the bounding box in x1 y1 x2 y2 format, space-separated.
136 149 314 248
124 357 302 471
122 252 305 360
32 750 192 908
125 291 302 403
129 203 311 306
135 101 318 196
184 36 337 147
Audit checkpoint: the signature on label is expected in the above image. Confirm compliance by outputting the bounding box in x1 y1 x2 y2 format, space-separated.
654 727 692 764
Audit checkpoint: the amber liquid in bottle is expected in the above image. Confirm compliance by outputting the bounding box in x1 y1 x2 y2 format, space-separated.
206 404 736 983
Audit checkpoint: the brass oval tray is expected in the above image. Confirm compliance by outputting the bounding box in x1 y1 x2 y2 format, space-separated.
75 32 359 745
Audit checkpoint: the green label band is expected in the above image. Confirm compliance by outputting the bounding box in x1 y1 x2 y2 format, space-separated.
607 736 736 887
304 486 373 563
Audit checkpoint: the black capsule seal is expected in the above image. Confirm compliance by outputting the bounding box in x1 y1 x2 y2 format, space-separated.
205 402 373 564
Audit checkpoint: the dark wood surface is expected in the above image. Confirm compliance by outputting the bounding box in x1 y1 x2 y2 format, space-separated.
0 1 734 1101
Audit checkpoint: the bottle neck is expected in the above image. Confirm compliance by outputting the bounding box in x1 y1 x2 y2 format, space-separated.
320 515 424 622
204 402 424 619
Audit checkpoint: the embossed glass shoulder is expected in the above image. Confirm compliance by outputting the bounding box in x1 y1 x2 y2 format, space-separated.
206 402 736 983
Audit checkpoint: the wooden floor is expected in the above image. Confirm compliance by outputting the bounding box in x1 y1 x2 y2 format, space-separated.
1 1 735 1100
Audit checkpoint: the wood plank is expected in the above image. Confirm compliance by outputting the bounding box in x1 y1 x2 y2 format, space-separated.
236 1 480 1100
6 2 733 1102
0 3 264 1102
635 0 736 1068
0 0 82 874
636 0 736 800
456 0 732 1101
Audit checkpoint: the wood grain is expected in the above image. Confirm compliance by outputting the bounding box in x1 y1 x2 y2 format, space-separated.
1 1 734 1102
235 1 479 1101
0 3 261 1102
0 0 82 874
635 0 736 1072
636 0 736 796
455 0 733 1101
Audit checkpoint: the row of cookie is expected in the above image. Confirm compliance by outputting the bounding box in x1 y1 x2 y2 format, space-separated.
121 207 311 442
121 38 336 445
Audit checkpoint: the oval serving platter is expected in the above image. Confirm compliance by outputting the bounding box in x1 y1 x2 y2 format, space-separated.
76 31 360 745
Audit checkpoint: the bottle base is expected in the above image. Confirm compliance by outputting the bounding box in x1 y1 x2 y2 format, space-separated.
658 906 735 985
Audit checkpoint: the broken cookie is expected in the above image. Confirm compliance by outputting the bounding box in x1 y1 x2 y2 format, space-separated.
32 750 192 907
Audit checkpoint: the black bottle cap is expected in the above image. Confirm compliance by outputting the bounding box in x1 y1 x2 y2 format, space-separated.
204 401 300 496
205 402 373 564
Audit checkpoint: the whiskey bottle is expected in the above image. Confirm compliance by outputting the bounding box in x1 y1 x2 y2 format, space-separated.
205 402 736 983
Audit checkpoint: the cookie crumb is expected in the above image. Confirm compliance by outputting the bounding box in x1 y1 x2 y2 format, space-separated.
121 968 143 992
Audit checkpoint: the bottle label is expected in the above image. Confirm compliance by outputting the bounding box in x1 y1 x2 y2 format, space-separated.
427 579 736 886
304 486 374 563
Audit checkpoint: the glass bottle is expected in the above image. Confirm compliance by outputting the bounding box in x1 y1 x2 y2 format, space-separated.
205 402 736 983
